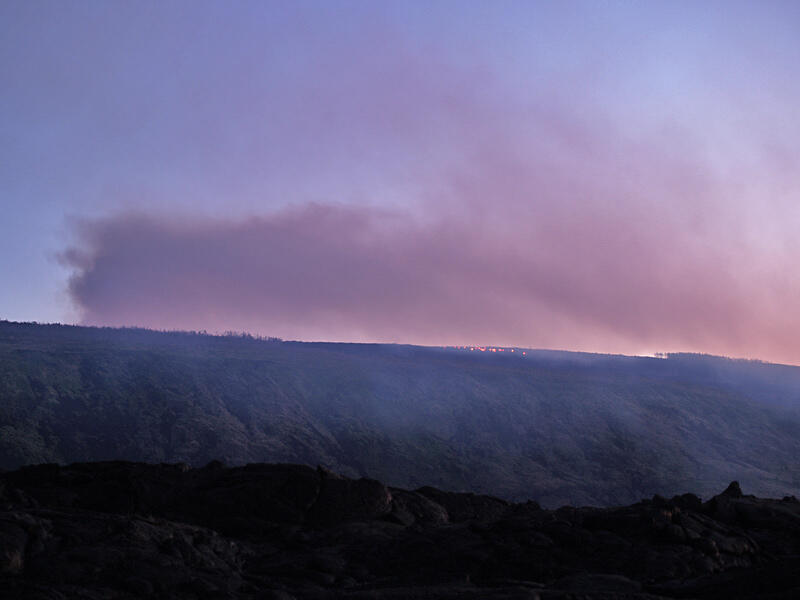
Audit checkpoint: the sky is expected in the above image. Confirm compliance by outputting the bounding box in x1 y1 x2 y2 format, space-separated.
2 1 800 363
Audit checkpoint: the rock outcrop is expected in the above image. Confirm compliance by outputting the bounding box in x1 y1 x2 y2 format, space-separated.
1 461 799 598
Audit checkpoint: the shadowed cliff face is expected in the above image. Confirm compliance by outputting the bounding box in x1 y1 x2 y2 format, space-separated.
1 461 800 599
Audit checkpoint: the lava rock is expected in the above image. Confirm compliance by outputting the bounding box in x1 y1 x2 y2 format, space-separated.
0 462 798 599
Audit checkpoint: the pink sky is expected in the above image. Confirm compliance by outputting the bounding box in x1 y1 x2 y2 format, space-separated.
4 2 800 363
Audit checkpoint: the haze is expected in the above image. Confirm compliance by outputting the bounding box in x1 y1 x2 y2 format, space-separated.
3 1 800 363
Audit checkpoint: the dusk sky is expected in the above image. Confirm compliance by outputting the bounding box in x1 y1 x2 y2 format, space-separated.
3 1 800 363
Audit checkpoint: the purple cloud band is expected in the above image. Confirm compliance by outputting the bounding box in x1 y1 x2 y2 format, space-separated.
57 10 800 363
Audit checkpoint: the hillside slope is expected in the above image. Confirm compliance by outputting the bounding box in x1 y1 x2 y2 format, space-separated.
1 320 799 506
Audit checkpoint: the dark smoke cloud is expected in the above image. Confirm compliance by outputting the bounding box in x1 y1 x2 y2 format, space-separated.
62 169 800 363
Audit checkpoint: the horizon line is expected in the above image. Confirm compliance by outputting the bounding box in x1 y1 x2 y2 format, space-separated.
1 318 794 369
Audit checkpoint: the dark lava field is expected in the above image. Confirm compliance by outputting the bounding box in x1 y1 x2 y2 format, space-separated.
1 461 799 599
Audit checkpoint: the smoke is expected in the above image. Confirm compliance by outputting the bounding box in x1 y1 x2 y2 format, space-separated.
59 10 800 363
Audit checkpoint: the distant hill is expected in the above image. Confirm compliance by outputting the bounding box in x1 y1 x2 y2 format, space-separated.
1 320 799 507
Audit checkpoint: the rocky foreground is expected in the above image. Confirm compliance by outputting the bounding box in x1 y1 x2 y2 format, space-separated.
0 462 799 599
